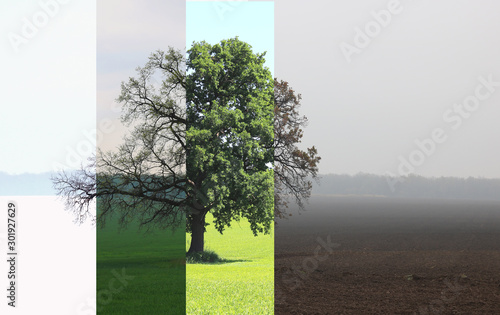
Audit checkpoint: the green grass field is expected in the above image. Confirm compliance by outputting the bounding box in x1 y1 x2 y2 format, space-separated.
186 214 274 314
97 215 186 314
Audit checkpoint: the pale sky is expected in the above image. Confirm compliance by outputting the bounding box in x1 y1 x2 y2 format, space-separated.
2 0 499 180
97 0 186 154
187 1 274 75
0 0 96 175
275 0 500 178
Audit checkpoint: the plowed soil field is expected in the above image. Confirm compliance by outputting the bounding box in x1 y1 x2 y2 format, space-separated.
275 196 500 314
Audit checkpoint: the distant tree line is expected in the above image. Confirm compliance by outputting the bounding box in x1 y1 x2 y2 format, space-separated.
313 173 500 201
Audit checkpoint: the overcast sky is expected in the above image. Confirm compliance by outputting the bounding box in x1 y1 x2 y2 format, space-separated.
97 0 185 154
275 0 500 178
2 0 499 180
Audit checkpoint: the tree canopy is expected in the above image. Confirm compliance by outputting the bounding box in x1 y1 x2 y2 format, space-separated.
184 38 274 252
53 37 320 254
96 38 273 253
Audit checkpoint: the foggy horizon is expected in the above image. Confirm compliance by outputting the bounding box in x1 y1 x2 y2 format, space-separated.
276 0 500 180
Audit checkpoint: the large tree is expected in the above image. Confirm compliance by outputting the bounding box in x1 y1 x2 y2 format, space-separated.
184 38 274 253
68 38 272 254
53 38 319 254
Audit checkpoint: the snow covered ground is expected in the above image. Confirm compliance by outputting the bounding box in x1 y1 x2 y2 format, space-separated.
0 196 95 315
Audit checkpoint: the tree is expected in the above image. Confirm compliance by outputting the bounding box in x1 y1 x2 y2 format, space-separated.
52 155 97 225
184 38 274 253
273 79 321 220
53 38 272 254
53 38 319 254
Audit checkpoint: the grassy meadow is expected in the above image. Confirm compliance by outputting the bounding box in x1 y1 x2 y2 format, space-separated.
186 214 274 314
97 215 186 314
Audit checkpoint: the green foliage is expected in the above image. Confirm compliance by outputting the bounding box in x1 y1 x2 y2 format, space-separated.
74 38 274 253
186 37 274 237
55 38 321 241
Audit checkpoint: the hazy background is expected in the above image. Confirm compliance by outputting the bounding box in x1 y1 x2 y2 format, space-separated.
275 0 500 179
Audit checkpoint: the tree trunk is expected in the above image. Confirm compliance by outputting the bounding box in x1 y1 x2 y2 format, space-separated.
187 212 205 254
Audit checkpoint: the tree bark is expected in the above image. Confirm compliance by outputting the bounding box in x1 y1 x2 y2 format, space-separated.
187 212 205 254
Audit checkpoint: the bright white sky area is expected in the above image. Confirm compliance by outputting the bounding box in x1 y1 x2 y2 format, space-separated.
0 1 96 175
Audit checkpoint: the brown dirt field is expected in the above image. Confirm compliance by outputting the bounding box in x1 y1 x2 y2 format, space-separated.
275 196 500 314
